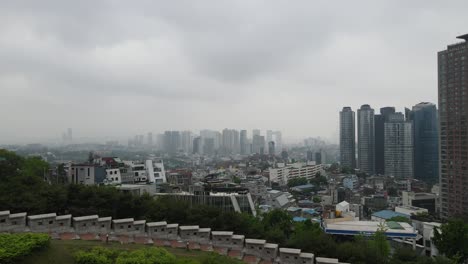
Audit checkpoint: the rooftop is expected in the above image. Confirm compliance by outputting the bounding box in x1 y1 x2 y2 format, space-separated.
457 33 468 41
372 210 409 220
325 221 417 238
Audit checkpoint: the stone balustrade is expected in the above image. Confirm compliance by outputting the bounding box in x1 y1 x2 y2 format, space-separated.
0 210 349 264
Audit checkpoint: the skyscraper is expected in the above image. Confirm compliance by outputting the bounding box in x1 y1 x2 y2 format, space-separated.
340 107 356 169
408 102 439 185
438 34 468 218
268 141 275 156
274 131 283 154
374 107 396 175
240 130 248 155
384 113 414 179
181 131 192 154
252 135 265 155
357 104 375 174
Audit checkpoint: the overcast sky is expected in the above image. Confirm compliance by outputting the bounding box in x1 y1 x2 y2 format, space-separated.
1 1 467 144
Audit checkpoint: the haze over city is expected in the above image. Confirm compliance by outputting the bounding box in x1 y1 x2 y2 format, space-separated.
1 1 467 144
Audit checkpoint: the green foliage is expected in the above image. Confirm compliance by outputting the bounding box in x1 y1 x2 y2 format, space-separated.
287 177 308 187
75 247 242 264
0 233 50 264
312 196 321 203
116 248 176 264
433 219 468 263
368 229 390 263
387 216 411 224
197 253 243 264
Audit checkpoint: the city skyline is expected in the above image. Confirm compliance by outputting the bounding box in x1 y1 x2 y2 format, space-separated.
2 2 468 143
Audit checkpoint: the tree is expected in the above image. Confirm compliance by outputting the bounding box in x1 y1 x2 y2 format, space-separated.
287 177 308 187
433 219 468 263
368 226 390 263
313 197 321 203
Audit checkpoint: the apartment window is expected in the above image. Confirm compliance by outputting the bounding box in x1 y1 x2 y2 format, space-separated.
161 228 165 231
83 223 87 227
92 222 96 226
120 226 124 229
226 238 229 241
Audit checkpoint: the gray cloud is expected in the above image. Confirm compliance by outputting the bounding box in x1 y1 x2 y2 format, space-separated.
0 0 467 144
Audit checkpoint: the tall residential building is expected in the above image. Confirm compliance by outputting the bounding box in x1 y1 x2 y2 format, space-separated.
180 131 193 154
252 129 261 137
357 104 375 175
240 130 248 155
266 130 273 146
274 131 283 154
438 34 468 218
407 102 439 185
221 129 240 154
374 107 396 175
315 152 323 165
339 107 356 169
164 131 180 154
268 141 275 156
252 135 265 155
147 132 153 146
192 137 202 155
384 113 414 179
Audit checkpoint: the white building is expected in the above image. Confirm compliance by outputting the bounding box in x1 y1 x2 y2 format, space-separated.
395 205 428 216
122 159 167 184
343 175 359 190
269 162 324 185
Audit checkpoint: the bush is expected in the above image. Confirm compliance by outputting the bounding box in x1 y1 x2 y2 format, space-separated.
0 233 50 264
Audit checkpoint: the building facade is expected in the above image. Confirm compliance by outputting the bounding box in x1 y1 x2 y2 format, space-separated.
357 104 375 175
384 113 414 179
408 102 439 185
340 107 356 169
375 107 396 175
438 34 468 218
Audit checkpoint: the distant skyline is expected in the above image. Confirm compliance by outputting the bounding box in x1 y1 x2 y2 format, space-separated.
1 1 467 144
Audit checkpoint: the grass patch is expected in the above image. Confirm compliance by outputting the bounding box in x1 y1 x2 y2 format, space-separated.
19 240 210 264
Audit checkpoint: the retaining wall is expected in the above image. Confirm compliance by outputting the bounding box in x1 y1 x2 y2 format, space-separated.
0 210 348 264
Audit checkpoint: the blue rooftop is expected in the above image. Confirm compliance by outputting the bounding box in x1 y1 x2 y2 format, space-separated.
287 207 302 212
291 184 315 190
372 210 409 220
293 217 308 222
302 209 317 215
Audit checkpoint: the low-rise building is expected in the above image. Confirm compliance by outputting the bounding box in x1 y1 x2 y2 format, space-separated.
269 162 324 185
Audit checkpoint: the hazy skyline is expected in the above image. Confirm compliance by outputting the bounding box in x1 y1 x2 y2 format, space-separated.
1 1 467 144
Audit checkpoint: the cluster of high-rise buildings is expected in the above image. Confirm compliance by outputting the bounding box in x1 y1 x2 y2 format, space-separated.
339 34 468 219
340 103 438 183
130 129 283 156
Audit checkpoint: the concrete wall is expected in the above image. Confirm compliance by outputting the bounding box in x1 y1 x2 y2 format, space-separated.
0 210 345 264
